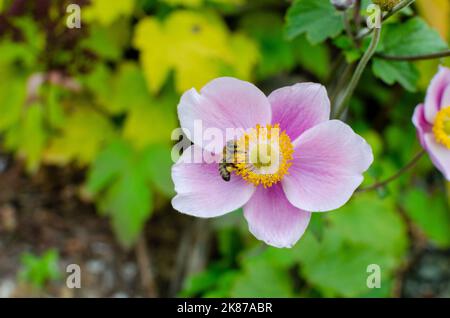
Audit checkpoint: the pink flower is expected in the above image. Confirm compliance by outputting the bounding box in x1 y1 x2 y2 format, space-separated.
172 77 373 248
413 66 450 180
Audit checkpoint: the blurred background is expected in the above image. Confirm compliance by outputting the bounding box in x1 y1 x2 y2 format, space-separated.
0 0 448 298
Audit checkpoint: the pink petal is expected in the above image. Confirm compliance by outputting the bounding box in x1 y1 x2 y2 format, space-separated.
268 83 330 141
424 66 450 123
172 145 255 217
243 184 311 248
412 104 432 148
282 120 373 212
424 134 450 181
441 85 450 108
178 77 272 153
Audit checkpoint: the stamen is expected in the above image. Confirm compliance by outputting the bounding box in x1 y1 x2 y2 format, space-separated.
233 124 294 188
433 106 450 149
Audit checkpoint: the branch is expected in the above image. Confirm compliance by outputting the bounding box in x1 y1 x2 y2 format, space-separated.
135 235 158 297
376 50 450 61
357 150 425 193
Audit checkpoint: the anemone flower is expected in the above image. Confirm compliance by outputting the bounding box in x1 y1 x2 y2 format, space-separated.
413 66 450 181
171 77 373 248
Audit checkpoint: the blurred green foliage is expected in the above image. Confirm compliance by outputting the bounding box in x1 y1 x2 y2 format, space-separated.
0 0 449 298
18 250 61 289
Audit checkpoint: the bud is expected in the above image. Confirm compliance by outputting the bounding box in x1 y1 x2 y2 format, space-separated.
372 0 401 11
330 0 356 11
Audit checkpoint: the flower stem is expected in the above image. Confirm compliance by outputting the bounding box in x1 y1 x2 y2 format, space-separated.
357 150 426 193
333 23 382 119
376 50 450 61
356 0 416 40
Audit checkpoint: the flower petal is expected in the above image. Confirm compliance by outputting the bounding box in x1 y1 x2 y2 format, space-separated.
282 120 373 212
441 84 450 108
243 184 311 248
412 104 432 148
172 145 255 217
424 133 450 180
268 83 330 141
424 66 450 123
178 77 272 153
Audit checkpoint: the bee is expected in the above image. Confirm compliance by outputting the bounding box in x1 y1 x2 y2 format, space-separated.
218 141 239 182
218 162 235 182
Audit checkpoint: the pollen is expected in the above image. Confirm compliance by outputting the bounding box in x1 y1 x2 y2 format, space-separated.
433 106 450 149
233 124 294 188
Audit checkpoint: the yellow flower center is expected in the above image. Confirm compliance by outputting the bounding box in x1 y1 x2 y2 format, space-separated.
433 106 450 149
233 124 294 188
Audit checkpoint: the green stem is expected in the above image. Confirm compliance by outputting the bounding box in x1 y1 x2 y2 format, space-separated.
356 0 416 40
330 62 354 105
357 150 425 193
333 23 382 119
376 50 450 61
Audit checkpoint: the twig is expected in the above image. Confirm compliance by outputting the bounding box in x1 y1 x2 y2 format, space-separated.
357 150 425 193
333 23 382 119
169 219 211 296
135 235 158 297
376 50 450 61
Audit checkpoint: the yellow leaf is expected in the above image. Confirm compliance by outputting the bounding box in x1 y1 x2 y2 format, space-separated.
44 109 115 166
84 0 135 26
22 105 47 172
161 0 245 7
134 10 253 94
229 33 260 81
122 99 177 150
416 0 449 40
162 0 203 7
133 18 171 94
5 103 48 173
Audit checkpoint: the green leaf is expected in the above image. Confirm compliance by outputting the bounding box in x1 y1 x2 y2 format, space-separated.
231 256 293 297
296 229 396 297
373 17 448 91
402 189 450 248
240 12 296 77
0 17 45 68
285 0 345 44
18 250 61 289
293 35 331 80
85 140 155 247
100 167 153 248
0 68 26 131
294 193 408 297
329 194 409 258
372 58 419 92
81 20 130 61
377 17 448 57
44 109 115 166
140 144 175 197
334 35 363 63
17 103 48 173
